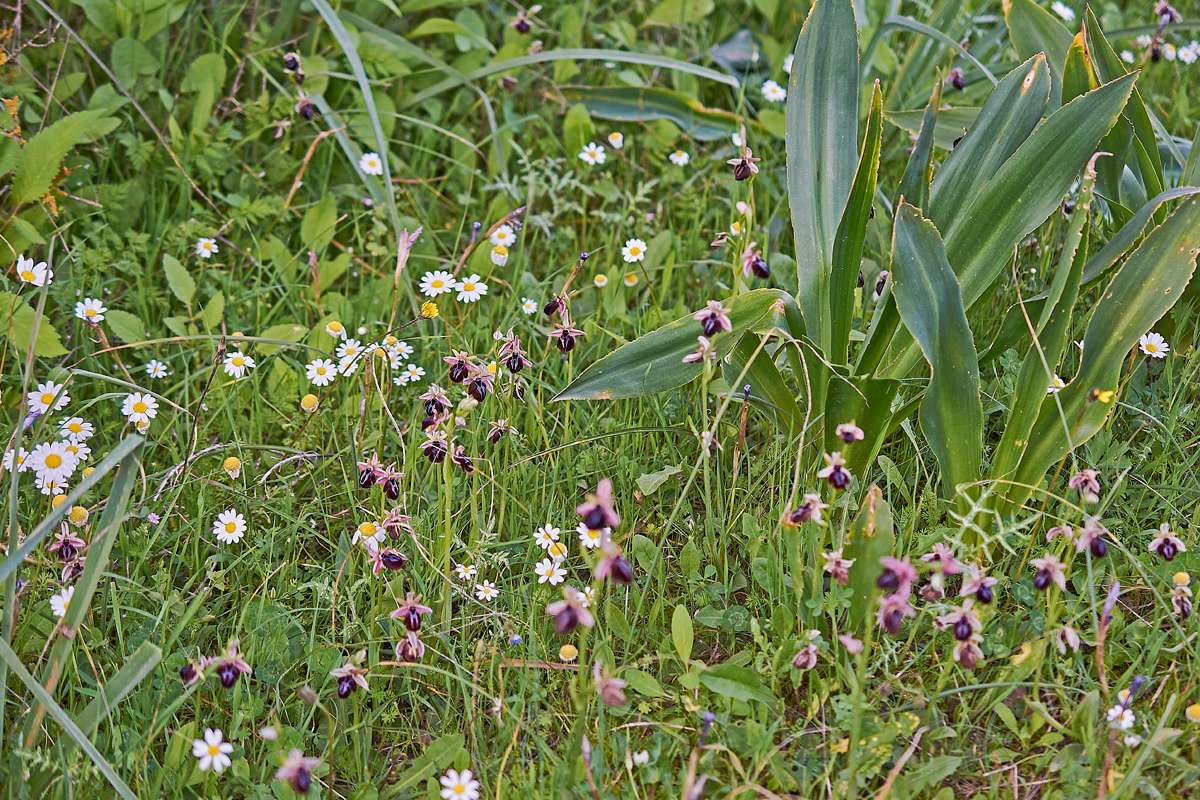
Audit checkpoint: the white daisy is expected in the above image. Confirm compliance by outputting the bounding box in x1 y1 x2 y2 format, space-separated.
1047 375 1066 394
74 298 107 323
761 79 787 103
546 541 569 562
490 245 509 266
325 320 347 339
578 142 606 165
534 558 566 585
401 364 425 383
490 224 516 247
1139 332 1169 358
455 274 488 303
534 524 561 549
29 441 78 485
359 151 384 176
306 358 337 386
1051 1 1075 22
192 728 234 773
60 417 94 442
1164 43 1177 61
63 440 90 463
668 149 690 166
3 448 29 472
121 392 159 425
145 359 169 379
1107 705 1134 730
593 274 609 288
623 272 639 287
608 131 624 149
419 270 455 297
390 340 414 360
223 351 256 378
213 509 247 544
1120 49 1135 63
1181 43 1198 65
27 381 70 415
475 581 499 602
50 586 74 619
577 523 608 550
439 768 480 800
621 238 647 263
16 254 52 286
195 238 219 259
353 521 386 552
520 297 537 315
455 563 478 581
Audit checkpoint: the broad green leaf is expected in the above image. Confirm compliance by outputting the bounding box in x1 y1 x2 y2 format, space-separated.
843 485 895 632
12 109 111 204
786 0 859 352
110 37 158 86
381 734 465 798
891 203 981 498
407 17 472 38
698 662 774 706
301 194 338 251
643 0 715 26
928 54 1050 232
723 332 805 435
1003 0 1072 107
825 371 901 477
636 465 682 497
180 52 226 133
105 309 146 343
554 289 792 401
256 323 309 355
1061 32 1096 104
671 604 693 663
894 80 941 210
623 668 665 697
0 291 68 357
562 103 595 157
1009 198 1200 509
885 106 978 151
830 81 882 365
561 86 761 141
992 163 1096 483
162 254 195 304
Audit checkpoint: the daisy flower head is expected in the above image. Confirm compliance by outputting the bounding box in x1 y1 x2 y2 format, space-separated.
399 364 426 384
761 79 787 102
593 273 609 288
1047 374 1066 394
1107 705 1134 730
621 238 647 263
145 359 169 379
59 417 94 442
306 358 337 387
389 339 414 360
74 298 107 324
578 142 606 165
608 131 624 149
475 581 499 602
623 271 639 287
420 270 455 297
121 392 158 426
455 563 478 581
1139 332 1169 358
1121 49 1135 63
577 523 608 550
213 509 247 544
353 520 386 551
520 297 538 314
63 439 90 464
325 320 347 339
534 523 561 549
490 245 509 266
535 557 567 585
440 768 480 800
2 448 28 472
192 728 234 773
16 254 52 286
358 151 384 176
668 149 690 166
28 381 70 415
490 224 516 247
455 274 488 303
50 585 75 618
223 350 256 379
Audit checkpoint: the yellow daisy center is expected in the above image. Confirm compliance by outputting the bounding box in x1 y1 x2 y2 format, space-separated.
629 246 641 256
21 270 35 281
84 309 96 317
232 357 244 366
463 282 476 292
68 423 80 433
207 744 220 756
133 401 148 414
225 521 237 533
361 523 376 536
45 454 62 469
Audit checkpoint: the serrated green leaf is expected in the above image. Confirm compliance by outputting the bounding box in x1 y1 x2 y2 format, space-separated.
786 0 859 353
105 309 146 343
162 254 195 305
554 289 793 401
12 109 111 205
891 203 981 498
0 291 68 357
200 292 225 330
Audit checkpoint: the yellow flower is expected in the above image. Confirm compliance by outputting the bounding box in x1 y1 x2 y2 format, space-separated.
558 644 578 662
301 393 319 413
68 505 89 526
52 494 67 509
1186 703 1200 723
223 456 242 479
486 360 498 376
1174 572 1190 587
420 301 440 319
82 466 95 479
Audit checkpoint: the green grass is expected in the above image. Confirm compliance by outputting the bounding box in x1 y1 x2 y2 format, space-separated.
2 1 1200 798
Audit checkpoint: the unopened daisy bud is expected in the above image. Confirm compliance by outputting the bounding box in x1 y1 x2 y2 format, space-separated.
1173 572 1190 587
223 456 242 479
558 644 579 662
51 494 67 509
1187 704 1200 724
68 505 89 526
82 466 95 478
301 393 319 412
420 301 439 319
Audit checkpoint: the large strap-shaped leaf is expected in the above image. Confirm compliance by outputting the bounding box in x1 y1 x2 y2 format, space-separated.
554 289 793 401
843 486 895 633
1003 0 1072 107
928 54 1050 231
830 81 882 366
1007 198 1200 508
786 0 859 351
891 203 982 499
894 80 941 211
724 333 806 435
